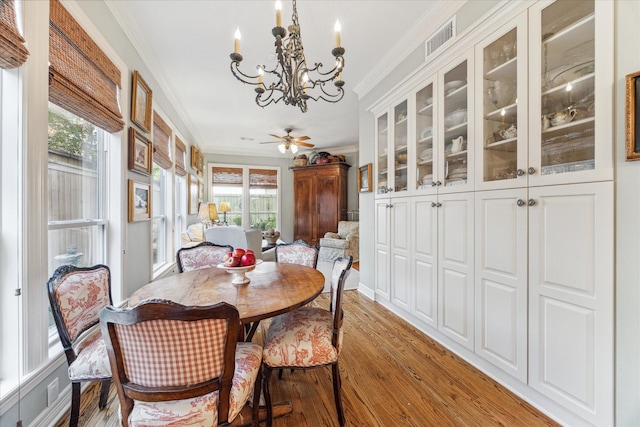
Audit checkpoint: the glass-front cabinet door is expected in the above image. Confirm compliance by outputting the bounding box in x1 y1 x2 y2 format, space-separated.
529 0 612 186
438 54 473 193
393 100 409 194
475 13 528 191
376 112 389 194
415 81 436 192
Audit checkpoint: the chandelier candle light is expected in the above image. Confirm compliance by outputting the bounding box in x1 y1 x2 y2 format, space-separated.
230 0 345 113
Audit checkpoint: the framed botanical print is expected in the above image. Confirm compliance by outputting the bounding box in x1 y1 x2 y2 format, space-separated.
188 173 199 214
191 145 203 176
131 70 152 133
358 163 372 192
626 70 640 161
128 180 151 222
128 127 152 175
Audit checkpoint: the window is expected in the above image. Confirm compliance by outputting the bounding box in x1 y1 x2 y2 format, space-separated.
210 165 280 231
152 163 168 268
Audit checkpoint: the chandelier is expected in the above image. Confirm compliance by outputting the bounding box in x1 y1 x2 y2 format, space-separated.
230 0 345 113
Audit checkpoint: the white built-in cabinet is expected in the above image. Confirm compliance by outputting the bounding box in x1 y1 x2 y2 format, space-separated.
371 0 613 424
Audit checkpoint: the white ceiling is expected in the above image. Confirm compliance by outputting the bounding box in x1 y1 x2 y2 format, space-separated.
106 1 449 157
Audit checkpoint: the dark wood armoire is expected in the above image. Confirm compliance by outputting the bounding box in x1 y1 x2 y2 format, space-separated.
291 162 350 247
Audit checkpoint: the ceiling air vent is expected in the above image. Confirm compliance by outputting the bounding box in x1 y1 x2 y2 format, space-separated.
425 17 456 58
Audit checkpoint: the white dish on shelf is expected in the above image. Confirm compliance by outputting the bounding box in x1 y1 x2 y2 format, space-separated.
444 109 467 128
419 148 433 161
420 127 433 139
217 259 262 285
425 97 433 106
444 80 466 94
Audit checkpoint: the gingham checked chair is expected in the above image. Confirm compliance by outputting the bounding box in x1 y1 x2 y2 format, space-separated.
46 264 113 427
176 241 233 273
262 256 353 427
100 300 262 427
274 239 319 268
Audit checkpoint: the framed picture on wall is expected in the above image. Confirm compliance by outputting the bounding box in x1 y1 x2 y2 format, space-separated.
188 173 199 214
626 70 640 161
131 70 152 133
128 127 152 175
128 179 151 222
191 145 203 176
358 163 372 193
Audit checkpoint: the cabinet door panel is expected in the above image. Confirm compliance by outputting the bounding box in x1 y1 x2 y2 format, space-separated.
375 200 390 299
438 192 474 350
293 173 315 243
529 182 613 425
316 173 340 244
412 197 438 326
391 199 411 310
475 188 527 382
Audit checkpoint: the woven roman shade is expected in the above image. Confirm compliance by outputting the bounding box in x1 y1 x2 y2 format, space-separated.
212 167 243 187
152 111 172 170
249 168 278 189
0 0 29 69
174 135 187 177
49 0 124 133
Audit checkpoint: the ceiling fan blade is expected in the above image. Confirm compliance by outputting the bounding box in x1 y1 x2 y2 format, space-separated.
295 141 315 148
259 141 281 144
295 135 311 141
269 134 285 140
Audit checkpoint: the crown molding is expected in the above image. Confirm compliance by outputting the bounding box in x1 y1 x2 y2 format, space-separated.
352 0 465 99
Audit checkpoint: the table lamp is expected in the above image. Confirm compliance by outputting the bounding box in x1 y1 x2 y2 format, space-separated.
198 202 219 228
218 201 231 226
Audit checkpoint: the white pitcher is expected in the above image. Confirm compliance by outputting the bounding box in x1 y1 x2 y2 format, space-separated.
451 136 464 154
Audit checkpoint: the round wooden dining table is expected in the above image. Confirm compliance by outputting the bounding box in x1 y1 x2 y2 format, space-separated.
128 261 325 324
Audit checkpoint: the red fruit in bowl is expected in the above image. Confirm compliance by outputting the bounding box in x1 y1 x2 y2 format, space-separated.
233 248 246 258
246 248 254 255
225 256 242 267
223 252 233 262
241 252 256 266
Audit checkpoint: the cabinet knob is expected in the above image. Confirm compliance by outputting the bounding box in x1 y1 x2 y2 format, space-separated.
431 202 436 207
528 198 536 206
516 169 525 176
431 181 437 187
389 204 394 208
528 167 536 175
436 181 442 186
436 202 442 208
517 199 526 207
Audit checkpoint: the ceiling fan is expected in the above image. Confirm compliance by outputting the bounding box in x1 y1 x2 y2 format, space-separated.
260 128 314 154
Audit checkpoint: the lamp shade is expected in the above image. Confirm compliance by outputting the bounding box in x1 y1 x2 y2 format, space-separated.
198 202 219 222
219 201 231 213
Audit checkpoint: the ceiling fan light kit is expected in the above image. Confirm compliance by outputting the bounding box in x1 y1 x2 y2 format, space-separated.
230 0 345 113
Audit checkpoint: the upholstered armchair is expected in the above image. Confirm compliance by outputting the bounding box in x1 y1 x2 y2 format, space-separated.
318 221 359 262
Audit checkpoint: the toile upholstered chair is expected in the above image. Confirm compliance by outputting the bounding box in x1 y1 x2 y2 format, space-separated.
274 239 319 268
176 241 233 272
100 300 262 427
46 264 113 427
318 221 359 263
262 256 353 427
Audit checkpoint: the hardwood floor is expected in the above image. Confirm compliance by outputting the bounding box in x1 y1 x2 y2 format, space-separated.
54 291 558 427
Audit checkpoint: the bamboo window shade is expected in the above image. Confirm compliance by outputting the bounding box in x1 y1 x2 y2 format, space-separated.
0 0 29 69
211 167 243 187
174 136 187 177
49 0 124 133
152 111 172 170
249 168 278 189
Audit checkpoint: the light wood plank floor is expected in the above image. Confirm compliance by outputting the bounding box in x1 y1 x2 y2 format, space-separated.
55 291 558 426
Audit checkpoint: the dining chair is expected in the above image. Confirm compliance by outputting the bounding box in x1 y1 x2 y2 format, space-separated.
100 300 262 427
176 241 233 272
274 239 319 268
46 264 113 427
262 256 353 427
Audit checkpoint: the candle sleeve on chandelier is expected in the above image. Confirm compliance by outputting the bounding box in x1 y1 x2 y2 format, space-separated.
334 20 341 47
234 28 241 54
258 67 264 86
275 1 282 27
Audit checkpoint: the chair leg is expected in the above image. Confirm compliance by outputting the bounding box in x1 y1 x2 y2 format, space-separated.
251 366 262 427
98 379 110 410
69 382 81 427
263 366 273 427
332 362 345 427
278 368 283 379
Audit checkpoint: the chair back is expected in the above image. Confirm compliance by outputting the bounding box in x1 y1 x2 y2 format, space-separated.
47 264 113 359
329 256 353 351
275 239 319 268
100 300 241 426
176 241 233 272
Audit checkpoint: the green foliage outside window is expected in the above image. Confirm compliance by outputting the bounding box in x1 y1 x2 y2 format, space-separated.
48 107 97 162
